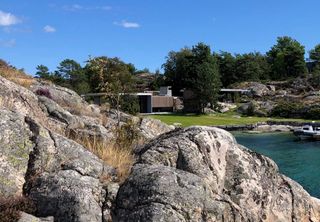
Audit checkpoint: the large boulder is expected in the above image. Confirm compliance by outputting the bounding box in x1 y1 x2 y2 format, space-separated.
0 109 33 197
30 80 88 111
0 76 47 122
115 127 320 221
235 82 270 97
18 212 54 222
23 117 118 222
139 118 175 140
0 108 119 221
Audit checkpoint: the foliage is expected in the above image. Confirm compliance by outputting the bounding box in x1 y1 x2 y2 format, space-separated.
215 51 237 87
134 67 150 74
115 119 141 150
310 64 320 87
309 44 320 62
215 51 271 87
86 56 136 123
163 43 221 113
0 195 35 222
271 101 303 118
120 95 140 115
267 36 307 80
35 88 52 99
35 65 50 79
306 107 320 120
150 74 166 90
162 47 193 96
235 52 271 82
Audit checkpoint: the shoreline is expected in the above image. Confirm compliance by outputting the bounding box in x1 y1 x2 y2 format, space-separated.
215 120 317 133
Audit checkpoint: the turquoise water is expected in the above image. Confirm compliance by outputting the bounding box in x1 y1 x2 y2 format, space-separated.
234 132 320 198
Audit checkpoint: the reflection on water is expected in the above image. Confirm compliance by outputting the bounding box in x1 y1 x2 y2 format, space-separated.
234 132 320 198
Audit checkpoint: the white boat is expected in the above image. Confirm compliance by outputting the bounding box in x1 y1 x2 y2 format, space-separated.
293 125 320 140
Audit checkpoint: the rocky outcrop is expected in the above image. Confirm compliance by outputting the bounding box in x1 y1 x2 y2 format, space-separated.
217 102 237 113
139 118 175 140
253 124 293 132
0 108 118 221
0 109 33 197
237 101 276 117
115 127 320 221
18 212 54 222
0 76 175 221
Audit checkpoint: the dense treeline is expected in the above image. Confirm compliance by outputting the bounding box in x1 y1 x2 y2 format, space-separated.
164 36 315 92
36 36 320 113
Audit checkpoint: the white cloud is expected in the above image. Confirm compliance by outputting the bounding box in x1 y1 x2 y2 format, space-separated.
0 39 16 47
114 20 140 29
63 4 112 11
3 26 32 33
0 10 20 26
100 6 112 11
63 4 83 11
43 25 56 33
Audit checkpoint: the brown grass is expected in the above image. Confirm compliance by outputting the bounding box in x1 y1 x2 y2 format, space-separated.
70 135 135 183
0 195 35 222
0 60 35 88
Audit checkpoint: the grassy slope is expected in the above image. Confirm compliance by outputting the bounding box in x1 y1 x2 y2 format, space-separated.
148 113 316 127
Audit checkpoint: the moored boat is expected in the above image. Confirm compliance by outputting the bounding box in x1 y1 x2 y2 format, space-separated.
293 125 320 140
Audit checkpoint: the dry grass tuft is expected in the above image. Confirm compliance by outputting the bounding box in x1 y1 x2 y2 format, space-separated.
72 135 135 183
0 195 35 222
0 59 35 88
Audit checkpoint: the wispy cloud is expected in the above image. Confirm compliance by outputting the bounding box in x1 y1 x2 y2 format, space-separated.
3 26 32 33
0 10 21 26
0 39 16 47
43 25 56 33
114 20 140 29
62 4 112 11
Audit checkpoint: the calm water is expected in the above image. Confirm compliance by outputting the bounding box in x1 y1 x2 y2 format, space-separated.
234 132 320 198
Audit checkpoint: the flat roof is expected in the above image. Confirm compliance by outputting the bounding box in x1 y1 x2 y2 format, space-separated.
220 89 251 92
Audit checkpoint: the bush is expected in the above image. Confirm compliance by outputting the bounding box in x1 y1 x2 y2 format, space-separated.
0 195 35 222
35 88 52 99
271 102 303 118
306 107 320 120
120 95 140 115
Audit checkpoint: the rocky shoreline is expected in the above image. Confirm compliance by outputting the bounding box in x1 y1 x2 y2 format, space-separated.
215 120 320 133
1 75 320 221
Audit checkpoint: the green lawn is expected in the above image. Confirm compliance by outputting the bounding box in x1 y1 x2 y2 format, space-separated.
147 113 316 127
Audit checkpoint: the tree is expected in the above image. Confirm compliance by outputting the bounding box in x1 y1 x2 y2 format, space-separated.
162 48 193 96
309 44 320 86
127 63 137 75
84 56 109 92
215 52 237 87
56 59 90 94
234 52 270 82
86 56 136 124
163 43 221 113
267 36 307 80
310 44 320 62
187 43 221 113
35 65 51 79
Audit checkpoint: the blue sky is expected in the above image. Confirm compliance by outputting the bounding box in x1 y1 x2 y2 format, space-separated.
1 0 320 75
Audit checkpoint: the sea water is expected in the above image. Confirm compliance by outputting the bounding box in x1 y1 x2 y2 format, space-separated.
234 132 320 198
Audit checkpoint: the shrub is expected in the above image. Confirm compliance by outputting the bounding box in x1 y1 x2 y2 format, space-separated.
35 88 52 99
0 195 35 222
120 95 140 115
271 102 303 118
306 107 320 120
